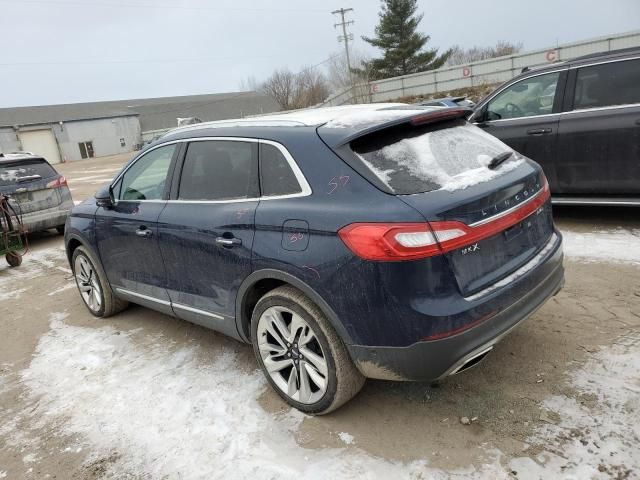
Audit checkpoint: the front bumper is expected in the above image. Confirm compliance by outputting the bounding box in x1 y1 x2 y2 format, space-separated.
347 242 564 381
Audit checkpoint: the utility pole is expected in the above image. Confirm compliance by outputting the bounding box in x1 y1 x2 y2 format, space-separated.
332 8 355 91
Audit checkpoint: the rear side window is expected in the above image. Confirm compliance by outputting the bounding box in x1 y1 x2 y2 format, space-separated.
0 159 57 187
260 143 302 197
573 59 640 110
351 121 523 194
178 140 258 201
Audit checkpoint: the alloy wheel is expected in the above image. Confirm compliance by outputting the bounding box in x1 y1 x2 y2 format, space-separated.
74 255 102 313
257 306 329 404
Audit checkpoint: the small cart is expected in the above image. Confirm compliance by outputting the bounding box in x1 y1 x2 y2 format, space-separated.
0 194 27 267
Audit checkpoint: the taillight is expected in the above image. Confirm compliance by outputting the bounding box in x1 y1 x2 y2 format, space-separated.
46 176 68 188
338 223 441 261
339 174 550 262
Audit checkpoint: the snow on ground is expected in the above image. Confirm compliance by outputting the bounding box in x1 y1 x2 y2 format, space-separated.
10 312 639 479
560 228 640 265
509 333 640 479
338 432 355 445
15 314 512 480
0 247 68 295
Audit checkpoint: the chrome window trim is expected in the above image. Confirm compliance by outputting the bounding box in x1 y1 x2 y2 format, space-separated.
116 288 171 306
475 101 640 125
172 302 226 320
563 102 640 115
468 187 544 228
569 55 640 70
112 137 312 205
473 112 561 124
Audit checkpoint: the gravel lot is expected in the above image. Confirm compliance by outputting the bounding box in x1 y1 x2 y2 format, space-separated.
1 153 639 479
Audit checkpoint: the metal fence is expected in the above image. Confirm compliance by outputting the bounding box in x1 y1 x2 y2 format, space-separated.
320 30 640 106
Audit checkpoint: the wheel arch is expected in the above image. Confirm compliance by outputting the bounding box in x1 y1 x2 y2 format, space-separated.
65 232 88 265
235 269 353 345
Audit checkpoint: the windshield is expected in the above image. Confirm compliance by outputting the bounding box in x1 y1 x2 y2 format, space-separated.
351 122 523 194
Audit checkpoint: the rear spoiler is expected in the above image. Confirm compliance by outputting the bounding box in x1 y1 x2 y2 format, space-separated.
335 107 472 146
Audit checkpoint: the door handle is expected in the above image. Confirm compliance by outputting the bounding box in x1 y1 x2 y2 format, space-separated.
527 128 552 135
215 237 242 247
135 227 153 238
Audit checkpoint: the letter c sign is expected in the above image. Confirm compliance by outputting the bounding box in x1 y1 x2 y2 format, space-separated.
546 49 557 62
462 67 471 77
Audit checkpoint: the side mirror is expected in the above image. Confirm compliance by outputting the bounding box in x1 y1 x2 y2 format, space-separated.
95 184 114 208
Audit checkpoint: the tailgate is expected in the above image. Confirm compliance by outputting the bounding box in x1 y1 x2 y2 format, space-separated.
330 114 556 297
400 170 554 296
10 186 62 214
1 158 63 214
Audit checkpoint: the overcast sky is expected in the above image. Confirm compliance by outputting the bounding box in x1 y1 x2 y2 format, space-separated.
1 0 638 107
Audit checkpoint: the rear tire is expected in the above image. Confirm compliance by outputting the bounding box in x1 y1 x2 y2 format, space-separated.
251 286 364 415
71 246 128 317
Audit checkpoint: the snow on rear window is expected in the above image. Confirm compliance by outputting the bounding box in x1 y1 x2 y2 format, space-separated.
0 160 57 186
353 123 524 194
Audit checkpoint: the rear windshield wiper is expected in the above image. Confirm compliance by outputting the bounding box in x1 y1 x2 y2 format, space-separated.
488 151 514 170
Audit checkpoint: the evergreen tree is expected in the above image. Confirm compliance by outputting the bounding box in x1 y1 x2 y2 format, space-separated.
362 0 451 80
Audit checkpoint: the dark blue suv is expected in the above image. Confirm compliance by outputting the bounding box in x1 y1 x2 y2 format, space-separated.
65 105 564 414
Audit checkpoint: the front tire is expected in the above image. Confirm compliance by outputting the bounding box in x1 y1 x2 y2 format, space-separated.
72 246 128 317
251 286 364 415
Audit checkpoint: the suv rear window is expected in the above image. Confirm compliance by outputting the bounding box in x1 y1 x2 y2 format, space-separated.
350 121 523 194
0 159 57 187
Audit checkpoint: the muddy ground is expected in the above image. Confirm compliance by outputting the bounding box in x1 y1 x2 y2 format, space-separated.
0 153 638 479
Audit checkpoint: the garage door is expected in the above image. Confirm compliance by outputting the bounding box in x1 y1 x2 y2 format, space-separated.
18 129 62 164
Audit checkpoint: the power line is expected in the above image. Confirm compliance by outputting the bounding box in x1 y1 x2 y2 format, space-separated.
331 8 355 89
0 0 326 13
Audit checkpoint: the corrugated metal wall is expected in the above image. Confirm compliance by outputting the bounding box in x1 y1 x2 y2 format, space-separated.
56 116 141 161
320 30 640 106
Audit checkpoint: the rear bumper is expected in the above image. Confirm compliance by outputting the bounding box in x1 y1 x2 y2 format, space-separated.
21 200 73 232
347 239 564 381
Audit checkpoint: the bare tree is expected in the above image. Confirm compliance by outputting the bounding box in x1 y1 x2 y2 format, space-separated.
326 50 371 92
261 68 296 110
446 41 524 66
259 67 330 110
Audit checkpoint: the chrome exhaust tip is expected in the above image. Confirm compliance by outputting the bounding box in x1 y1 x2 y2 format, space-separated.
449 346 493 376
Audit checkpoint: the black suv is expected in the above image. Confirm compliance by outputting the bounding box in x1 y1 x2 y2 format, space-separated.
470 47 640 206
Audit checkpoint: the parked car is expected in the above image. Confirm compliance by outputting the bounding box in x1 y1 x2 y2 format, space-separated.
469 47 640 205
65 105 564 414
0 152 73 234
418 96 476 108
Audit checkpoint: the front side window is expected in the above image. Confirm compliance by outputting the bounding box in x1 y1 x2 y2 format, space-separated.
486 71 561 120
573 59 640 110
119 144 175 201
260 143 302 197
178 140 258 201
